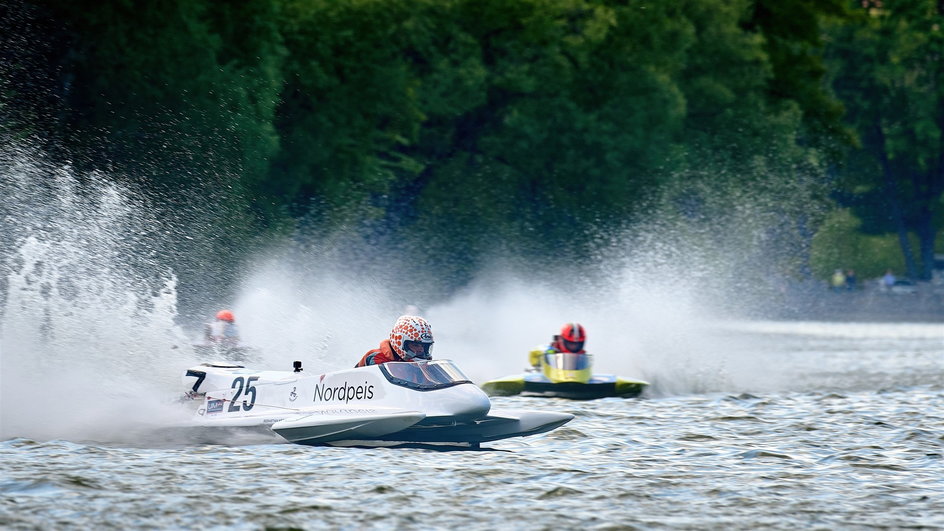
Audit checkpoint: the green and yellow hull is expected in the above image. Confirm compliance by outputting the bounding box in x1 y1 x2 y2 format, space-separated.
481 373 648 400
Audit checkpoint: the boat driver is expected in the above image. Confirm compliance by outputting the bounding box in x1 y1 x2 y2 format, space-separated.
528 322 587 369
205 309 240 347
356 315 434 367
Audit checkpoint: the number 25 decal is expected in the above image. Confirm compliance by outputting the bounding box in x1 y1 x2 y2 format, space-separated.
228 376 259 412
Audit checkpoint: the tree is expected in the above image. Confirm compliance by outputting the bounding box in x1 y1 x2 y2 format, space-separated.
827 0 944 280
409 0 692 267
747 0 851 154
8 0 290 315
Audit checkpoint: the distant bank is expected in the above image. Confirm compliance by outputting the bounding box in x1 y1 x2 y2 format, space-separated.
760 280 944 323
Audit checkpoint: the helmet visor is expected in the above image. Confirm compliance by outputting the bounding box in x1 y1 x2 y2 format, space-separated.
561 339 584 353
402 340 433 360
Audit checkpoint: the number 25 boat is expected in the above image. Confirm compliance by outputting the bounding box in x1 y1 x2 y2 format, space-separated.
179 359 573 448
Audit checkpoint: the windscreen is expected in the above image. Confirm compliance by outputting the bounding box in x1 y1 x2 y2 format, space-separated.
543 352 593 371
379 360 472 390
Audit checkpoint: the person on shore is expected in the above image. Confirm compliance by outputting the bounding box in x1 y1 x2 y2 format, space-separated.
356 315 434 367
845 269 857 291
831 269 847 292
528 322 587 369
882 270 896 291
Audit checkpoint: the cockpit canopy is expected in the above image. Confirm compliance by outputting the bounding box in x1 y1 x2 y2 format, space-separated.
543 352 593 371
542 352 593 383
379 360 473 390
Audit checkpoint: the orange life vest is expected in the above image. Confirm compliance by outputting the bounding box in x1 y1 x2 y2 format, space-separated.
355 339 405 367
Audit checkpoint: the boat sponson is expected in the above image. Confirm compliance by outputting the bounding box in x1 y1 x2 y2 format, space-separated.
272 410 426 444
521 379 645 400
480 377 526 397
369 409 574 444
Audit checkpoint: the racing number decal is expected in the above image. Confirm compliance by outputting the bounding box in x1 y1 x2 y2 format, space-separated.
227 376 260 412
228 378 245 412
243 376 259 411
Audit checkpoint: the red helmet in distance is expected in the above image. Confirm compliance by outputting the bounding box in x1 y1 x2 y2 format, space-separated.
558 322 586 353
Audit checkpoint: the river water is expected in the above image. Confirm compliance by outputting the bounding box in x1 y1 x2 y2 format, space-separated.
1 155 942 528
1 320 941 530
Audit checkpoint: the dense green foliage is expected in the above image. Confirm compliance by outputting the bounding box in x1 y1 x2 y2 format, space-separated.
2 0 942 303
810 208 912 279
826 0 944 281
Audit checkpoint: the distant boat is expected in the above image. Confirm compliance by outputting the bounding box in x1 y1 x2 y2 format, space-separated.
481 352 648 400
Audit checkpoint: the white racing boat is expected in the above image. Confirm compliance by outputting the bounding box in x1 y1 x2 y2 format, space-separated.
179 359 573 448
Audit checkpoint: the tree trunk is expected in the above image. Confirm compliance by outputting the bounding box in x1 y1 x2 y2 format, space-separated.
916 210 936 281
933 6 944 281
871 120 920 279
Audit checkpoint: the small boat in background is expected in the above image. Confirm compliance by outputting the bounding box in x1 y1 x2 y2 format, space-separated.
481 352 648 400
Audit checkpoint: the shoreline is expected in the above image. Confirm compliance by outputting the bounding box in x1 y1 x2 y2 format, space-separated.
741 281 944 324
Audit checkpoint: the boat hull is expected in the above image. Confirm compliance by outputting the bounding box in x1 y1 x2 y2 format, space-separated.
177 360 573 447
361 409 574 445
482 373 648 400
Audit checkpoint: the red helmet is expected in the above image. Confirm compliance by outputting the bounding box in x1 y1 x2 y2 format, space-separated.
390 315 434 361
557 322 586 353
216 310 235 322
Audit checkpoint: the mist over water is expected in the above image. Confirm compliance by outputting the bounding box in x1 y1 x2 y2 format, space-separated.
3 142 944 531
2 149 941 445
0 151 199 441
225 227 779 395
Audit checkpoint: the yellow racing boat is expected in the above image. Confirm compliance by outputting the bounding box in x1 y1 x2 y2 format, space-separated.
481 352 648 400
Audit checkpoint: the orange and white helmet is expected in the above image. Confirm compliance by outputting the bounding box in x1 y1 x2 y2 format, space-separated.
390 315 434 361
557 322 586 353
216 309 235 322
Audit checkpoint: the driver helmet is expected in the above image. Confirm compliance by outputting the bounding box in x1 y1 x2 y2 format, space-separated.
390 315 434 361
557 322 586 353
216 309 235 322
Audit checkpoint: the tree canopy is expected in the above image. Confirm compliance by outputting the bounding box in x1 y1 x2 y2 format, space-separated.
2 0 941 306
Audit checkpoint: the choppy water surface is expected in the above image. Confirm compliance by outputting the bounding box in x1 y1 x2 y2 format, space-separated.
1 321 943 530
